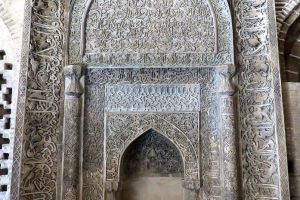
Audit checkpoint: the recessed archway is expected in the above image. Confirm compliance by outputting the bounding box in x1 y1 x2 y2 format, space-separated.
118 129 184 200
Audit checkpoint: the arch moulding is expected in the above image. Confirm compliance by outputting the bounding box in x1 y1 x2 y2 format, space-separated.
105 113 199 182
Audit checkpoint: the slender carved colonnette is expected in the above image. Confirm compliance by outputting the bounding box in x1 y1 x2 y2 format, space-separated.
234 0 289 199
62 65 84 200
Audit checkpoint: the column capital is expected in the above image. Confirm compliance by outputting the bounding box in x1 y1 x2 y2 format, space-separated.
64 64 85 97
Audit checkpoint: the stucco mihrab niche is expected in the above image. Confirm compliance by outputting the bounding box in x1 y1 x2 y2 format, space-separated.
80 67 237 199
10 0 289 200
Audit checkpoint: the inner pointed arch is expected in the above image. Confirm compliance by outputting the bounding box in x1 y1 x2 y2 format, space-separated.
120 128 184 180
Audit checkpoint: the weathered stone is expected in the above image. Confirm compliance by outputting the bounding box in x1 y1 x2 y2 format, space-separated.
1 0 290 200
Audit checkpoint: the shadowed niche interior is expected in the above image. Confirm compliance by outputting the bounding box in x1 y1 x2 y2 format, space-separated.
117 129 184 200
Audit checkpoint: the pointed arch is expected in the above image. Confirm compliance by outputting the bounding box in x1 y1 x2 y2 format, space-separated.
119 128 184 179
105 114 199 182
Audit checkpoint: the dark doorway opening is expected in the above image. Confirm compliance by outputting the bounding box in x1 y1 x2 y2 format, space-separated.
118 129 184 200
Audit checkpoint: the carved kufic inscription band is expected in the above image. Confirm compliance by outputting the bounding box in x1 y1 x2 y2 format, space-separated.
11 0 65 199
83 53 233 66
62 65 84 200
105 84 200 112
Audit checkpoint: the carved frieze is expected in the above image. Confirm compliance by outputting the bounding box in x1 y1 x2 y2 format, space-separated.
105 84 200 112
83 52 233 67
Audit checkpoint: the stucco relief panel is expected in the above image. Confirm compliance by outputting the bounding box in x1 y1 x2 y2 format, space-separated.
105 84 200 112
105 113 200 181
81 67 238 199
11 0 289 199
85 0 216 55
69 0 233 66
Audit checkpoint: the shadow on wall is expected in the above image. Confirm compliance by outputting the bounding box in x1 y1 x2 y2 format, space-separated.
117 129 184 200
282 83 300 200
